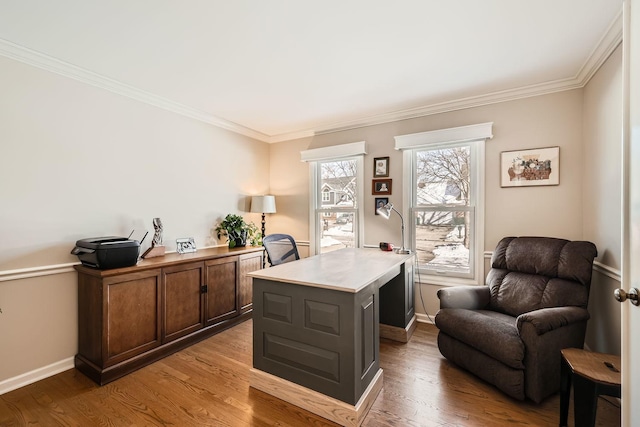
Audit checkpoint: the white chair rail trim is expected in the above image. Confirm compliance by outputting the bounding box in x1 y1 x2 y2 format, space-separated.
0 263 78 282
0 243 312 282
414 252 620 286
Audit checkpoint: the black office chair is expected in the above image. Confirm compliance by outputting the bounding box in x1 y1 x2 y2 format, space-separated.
262 234 300 266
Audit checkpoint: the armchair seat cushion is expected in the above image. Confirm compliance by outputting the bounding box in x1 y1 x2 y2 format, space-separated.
436 308 524 369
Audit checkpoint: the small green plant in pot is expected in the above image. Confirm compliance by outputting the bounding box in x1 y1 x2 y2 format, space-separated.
215 214 260 248
245 222 262 246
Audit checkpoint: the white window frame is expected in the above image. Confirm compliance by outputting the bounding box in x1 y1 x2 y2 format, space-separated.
395 123 492 286
301 142 366 255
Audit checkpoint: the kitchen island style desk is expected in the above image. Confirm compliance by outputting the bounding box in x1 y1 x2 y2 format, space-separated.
248 248 415 426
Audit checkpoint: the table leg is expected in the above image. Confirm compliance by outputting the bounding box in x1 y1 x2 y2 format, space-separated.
573 374 598 427
559 355 571 427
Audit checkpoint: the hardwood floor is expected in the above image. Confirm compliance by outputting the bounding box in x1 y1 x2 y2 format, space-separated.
0 320 620 426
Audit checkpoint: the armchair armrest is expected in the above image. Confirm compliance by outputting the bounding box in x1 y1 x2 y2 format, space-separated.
516 306 590 336
437 285 490 310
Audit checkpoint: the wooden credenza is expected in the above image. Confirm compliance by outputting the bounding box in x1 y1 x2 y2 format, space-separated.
74 246 263 385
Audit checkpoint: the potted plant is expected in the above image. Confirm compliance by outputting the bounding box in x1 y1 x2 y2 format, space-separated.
215 214 260 248
245 221 262 246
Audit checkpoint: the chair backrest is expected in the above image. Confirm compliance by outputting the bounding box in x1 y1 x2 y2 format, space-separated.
486 236 597 316
262 234 300 266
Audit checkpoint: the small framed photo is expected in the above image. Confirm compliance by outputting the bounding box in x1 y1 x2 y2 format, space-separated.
501 146 560 187
372 179 392 195
375 197 389 215
176 237 197 254
374 156 389 177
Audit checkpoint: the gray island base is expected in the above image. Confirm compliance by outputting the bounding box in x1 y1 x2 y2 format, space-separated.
249 248 415 426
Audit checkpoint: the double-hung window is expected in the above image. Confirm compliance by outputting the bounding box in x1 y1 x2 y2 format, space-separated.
301 142 366 255
395 123 492 285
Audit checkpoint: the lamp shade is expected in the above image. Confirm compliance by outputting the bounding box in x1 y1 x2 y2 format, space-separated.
251 195 276 214
376 203 393 219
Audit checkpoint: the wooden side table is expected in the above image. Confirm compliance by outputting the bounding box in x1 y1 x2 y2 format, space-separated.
560 348 621 427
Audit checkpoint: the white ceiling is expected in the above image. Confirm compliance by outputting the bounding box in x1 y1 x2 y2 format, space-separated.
0 1 623 143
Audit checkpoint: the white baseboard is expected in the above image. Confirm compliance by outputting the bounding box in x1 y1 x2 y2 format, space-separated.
0 357 74 395
415 312 436 325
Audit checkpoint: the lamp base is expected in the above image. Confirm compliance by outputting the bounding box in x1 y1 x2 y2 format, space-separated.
395 248 411 255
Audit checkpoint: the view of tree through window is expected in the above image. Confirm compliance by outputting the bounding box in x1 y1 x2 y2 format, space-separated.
413 145 474 275
318 159 357 253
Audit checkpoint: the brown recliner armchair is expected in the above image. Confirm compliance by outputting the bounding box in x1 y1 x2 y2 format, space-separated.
435 236 597 403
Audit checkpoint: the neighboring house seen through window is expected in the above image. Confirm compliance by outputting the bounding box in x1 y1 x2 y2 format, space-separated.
316 159 358 253
301 141 366 255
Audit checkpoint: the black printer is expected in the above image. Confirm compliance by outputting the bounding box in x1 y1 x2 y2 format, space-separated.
71 236 140 269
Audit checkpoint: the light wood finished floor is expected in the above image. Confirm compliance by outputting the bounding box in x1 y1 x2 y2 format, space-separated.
0 321 620 426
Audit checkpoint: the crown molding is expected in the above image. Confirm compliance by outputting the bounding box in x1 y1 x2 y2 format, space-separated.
266 129 315 143
0 10 623 144
574 10 623 86
0 38 271 142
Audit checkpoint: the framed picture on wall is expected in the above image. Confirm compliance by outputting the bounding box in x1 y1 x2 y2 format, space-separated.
372 179 392 195
375 197 389 214
374 157 389 177
500 146 560 187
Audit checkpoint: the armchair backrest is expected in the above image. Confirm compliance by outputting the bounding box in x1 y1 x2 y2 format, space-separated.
486 236 597 317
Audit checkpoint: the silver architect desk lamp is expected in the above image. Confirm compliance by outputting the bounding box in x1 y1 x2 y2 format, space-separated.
376 202 411 254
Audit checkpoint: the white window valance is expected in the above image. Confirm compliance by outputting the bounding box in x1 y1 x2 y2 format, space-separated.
300 141 367 162
394 122 493 150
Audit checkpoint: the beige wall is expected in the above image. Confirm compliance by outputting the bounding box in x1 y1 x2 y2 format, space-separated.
277 91 587 247
267 138 312 258
0 55 269 386
582 45 623 354
272 90 588 318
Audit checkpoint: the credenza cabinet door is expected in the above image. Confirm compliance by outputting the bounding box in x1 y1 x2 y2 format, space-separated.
78 269 162 368
162 261 205 342
239 251 262 313
205 257 238 325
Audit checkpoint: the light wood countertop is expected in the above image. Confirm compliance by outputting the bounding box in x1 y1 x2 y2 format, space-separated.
248 247 413 293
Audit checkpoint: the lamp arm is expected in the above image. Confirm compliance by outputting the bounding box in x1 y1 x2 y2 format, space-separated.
391 206 407 251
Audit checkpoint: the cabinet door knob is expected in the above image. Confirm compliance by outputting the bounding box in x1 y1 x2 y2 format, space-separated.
200 285 208 293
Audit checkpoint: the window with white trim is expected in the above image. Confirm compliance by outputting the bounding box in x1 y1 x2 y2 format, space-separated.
301 142 366 255
396 123 492 285
315 159 358 253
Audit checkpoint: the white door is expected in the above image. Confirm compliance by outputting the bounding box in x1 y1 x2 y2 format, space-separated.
622 1 640 425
